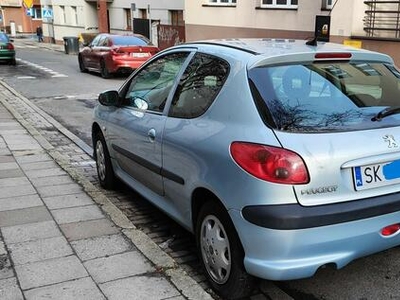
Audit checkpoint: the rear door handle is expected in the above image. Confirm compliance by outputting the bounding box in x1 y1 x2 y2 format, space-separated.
148 128 156 142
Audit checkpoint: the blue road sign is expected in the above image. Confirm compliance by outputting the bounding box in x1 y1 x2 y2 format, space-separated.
42 8 53 19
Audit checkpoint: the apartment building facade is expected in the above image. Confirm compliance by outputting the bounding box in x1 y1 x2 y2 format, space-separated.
0 0 42 35
184 0 400 66
38 0 184 47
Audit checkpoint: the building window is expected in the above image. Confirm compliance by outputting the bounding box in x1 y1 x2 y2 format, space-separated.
261 0 298 8
206 0 237 5
59 6 66 24
71 6 78 25
139 8 147 19
31 6 42 19
125 8 132 30
170 10 184 26
322 0 333 10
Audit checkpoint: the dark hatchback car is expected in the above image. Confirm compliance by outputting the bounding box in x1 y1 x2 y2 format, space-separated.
0 32 16 65
78 33 159 78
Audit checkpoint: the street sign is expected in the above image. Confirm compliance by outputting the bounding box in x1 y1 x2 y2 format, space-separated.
22 0 33 9
26 8 33 17
42 8 53 19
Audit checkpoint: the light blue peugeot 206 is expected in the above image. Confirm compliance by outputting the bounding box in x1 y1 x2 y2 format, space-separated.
92 38 400 299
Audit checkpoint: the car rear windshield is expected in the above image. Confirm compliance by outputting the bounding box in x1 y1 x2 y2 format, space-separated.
0 33 9 42
249 61 400 132
112 36 150 46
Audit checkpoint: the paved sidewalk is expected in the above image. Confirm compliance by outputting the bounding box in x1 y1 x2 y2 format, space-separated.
0 88 212 299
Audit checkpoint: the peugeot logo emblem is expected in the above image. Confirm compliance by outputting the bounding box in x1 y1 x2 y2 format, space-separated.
383 134 398 148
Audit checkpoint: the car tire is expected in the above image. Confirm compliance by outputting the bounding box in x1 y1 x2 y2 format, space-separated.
196 201 257 299
100 59 111 79
94 131 116 189
10 58 16 66
78 55 87 72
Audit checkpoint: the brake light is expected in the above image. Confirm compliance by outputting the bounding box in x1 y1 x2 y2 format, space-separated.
111 48 124 56
7 43 14 50
230 142 309 184
315 53 352 60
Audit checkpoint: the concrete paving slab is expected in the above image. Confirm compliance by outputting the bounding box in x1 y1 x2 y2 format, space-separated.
0 149 11 156
0 195 43 211
71 234 132 261
29 175 74 187
0 277 24 300
24 168 67 179
99 276 180 300
24 277 106 300
0 155 14 163
14 153 52 164
0 162 19 170
1 221 62 244
15 256 88 290
42 193 95 210
0 168 24 179
7 143 42 151
84 251 154 283
8 236 73 265
19 161 59 171
0 206 52 227
37 183 83 198
0 177 30 187
52 205 104 224
60 218 120 241
0 185 37 199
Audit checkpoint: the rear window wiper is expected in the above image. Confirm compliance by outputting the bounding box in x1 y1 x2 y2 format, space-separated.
371 106 400 121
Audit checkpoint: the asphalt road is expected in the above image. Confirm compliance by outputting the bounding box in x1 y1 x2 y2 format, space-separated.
4 38 400 300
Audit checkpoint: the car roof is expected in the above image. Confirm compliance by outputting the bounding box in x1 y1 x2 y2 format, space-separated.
182 38 394 67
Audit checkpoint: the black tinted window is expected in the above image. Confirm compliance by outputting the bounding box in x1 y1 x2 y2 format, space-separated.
169 53 229 118
249 62 400 132
112 36 149 46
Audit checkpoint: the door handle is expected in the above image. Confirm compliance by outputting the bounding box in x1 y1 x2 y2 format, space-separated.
148 128 156 142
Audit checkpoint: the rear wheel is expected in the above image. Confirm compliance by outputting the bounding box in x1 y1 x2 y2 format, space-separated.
100 59 111 79
196 201 257 299
78 55 87 72
94 131 116 189
10 58 16 66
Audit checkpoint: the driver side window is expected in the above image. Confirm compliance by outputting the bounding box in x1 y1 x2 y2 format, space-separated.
124 52 189 113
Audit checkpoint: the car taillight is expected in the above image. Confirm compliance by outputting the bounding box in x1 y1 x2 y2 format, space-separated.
230 142 309 184
7 43 14 50
111 48 124 56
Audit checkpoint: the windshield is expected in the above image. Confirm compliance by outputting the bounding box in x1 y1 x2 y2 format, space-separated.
249 61 400 132
112 36 150 46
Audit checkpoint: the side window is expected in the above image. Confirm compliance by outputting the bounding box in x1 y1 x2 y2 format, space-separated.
98 36 107 47
123 52 189 113
91 35 102 46
169 53 229 118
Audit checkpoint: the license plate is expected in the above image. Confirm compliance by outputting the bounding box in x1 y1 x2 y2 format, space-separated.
353 159 400 190
131 52 149 58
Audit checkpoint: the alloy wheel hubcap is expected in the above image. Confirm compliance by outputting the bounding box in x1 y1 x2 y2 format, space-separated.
96 140 106 181
200 215 231 284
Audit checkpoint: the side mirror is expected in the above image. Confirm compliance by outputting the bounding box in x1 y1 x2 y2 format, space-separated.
98 90 120 106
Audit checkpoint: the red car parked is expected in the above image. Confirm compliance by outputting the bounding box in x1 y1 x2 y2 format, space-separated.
78 33 159 78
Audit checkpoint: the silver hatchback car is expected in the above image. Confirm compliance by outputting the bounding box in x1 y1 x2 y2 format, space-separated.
92 39 400 299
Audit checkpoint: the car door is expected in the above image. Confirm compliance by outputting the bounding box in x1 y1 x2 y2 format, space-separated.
82 34 102 68
105 51 191 195
91 35 108 71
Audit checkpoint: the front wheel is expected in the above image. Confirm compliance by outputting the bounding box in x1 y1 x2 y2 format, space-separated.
78 55 87 72
196 201 257 299
94 131 116 189
100 59 111 79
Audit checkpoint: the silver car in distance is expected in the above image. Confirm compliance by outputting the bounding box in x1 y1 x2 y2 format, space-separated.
92 38 400 299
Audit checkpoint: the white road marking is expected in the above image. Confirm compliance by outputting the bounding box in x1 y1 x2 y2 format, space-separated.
16 58 68 78
17 76 36 79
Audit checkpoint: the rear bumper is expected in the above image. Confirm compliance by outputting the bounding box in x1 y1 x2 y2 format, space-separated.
231 192 400 280
109 57 148 73
243 192 400 229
